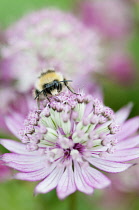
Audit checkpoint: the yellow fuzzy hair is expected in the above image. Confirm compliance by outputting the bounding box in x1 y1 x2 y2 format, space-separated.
35 70 64 91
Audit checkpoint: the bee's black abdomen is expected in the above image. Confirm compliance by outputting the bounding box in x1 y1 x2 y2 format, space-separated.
43 88 51 95
42 80 62 95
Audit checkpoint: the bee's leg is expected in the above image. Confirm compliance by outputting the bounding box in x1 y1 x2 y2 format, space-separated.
34 90 40 109
43 89 51 102
64 79 80 95
36 97 40 109
46 95 50 102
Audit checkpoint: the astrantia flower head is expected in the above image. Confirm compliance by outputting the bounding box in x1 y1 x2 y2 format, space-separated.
1 9 101 92
1 92 139 199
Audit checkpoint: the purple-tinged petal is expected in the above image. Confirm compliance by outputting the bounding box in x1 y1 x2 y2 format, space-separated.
81 165 111 189
14 162 58 181
103 148 139 162
87 157 132 173
0 140 39 155
14 168 48 182
15 168 48 181
116 135 139 150
0 160 11 181
35 165 64 194
2 153 42 164
57 164 76 199
2 153 47 172
115 103 133 124
74 161 94 194
117 117 139 141
6 162 45 173
5 113 24 138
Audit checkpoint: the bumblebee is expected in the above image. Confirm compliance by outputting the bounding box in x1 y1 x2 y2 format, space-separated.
35 70 78 105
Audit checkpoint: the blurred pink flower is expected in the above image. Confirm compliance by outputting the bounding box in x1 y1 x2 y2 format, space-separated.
107 158 139 193
79 0 132 40
0 87 13 132
0 92 33 133
77 0 136 87
96 161 139 210
1 92 139 199
114 166 139 193
106 50 136 86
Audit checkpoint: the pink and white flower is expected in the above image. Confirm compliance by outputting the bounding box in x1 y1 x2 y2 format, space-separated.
1 92 139 199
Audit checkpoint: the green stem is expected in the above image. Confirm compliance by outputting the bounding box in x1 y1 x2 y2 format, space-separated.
69 192 77 210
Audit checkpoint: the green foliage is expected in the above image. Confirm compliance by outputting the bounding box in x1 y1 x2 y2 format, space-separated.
0 0 74 27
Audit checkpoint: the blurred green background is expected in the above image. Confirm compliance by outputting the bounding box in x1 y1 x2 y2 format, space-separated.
0 0 74 27
0 0 139 210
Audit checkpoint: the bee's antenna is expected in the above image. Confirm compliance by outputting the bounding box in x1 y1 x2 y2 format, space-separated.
60 80 72 83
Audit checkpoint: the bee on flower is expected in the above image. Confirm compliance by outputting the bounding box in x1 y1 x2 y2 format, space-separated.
1 91 139 199
34 69 79 106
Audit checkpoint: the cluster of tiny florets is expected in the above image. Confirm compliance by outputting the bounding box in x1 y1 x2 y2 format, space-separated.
18 92 120 165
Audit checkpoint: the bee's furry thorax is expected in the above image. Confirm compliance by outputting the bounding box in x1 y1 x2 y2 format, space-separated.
35 70 63 91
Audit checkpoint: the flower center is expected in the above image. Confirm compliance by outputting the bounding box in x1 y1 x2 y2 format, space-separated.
62 143 85 159
73 143 85 155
